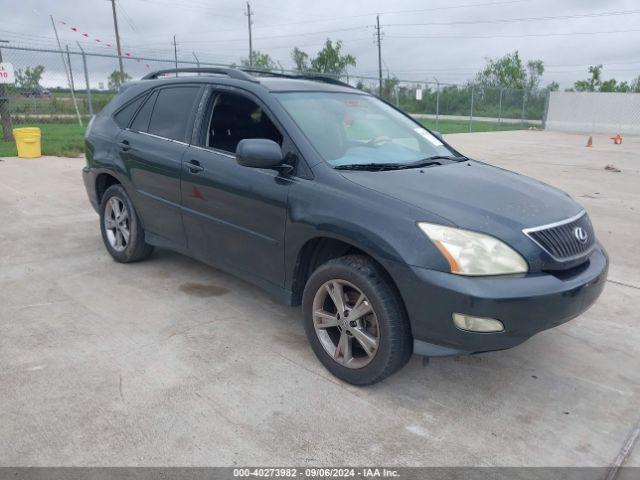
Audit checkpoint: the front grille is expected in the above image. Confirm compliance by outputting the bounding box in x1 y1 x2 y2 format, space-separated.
524 212 595 261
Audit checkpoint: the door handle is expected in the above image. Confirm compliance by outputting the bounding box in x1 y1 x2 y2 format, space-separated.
187 160 204 174
118 140 131 152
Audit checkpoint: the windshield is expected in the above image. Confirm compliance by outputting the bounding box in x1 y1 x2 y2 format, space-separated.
275 91 457 167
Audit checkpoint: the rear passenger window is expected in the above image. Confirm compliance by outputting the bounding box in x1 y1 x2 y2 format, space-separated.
114 94 146 128
148 87 201 142
130 91 157 133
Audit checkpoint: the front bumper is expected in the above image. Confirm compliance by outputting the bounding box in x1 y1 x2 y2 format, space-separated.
386 244 609 356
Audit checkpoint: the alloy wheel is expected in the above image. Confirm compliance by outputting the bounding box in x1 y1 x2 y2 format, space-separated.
312 279 380 369
104 197 130 252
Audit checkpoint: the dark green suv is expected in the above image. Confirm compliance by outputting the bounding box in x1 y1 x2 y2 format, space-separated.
83 68 608 385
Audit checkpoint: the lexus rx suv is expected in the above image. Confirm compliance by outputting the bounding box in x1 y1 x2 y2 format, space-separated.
82 68 608 385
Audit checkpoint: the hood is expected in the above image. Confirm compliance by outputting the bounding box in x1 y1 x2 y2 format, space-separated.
338 160 582 234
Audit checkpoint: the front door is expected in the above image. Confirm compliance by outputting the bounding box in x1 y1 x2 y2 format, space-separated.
180 90 291 287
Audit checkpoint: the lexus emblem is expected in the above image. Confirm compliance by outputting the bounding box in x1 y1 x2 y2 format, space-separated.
574 227 588 244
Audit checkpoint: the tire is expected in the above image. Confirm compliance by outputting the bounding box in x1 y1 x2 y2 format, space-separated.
99 184 154 263
302 255 413 385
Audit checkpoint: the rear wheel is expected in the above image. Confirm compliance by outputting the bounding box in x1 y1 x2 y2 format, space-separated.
302 255 413 385
99 184 153 263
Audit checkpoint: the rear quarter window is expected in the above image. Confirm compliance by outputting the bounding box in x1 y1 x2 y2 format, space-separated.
147 86 201 142
113 94 147 128
130 91 158 133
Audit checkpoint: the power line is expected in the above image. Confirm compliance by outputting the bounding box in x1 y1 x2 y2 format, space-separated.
187 37 373 51
365 0 532 16
4 36 636 79
229 25 369 42
133 26 370 46
385 28 640 40
117 1 158 60
130 0 241 17
357 59 640 75
239 0 533 31
3 23 638 71
113 25 368 47
385 9 640 27
117 3 138 32
245 1 338 21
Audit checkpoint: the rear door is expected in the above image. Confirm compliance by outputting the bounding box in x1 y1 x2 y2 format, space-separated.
117 85 203 248
180 88 292 287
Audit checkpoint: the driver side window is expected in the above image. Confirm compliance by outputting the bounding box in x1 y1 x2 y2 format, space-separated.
206 93 283 153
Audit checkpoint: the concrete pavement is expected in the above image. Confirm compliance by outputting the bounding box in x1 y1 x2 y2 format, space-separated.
0 130 638 467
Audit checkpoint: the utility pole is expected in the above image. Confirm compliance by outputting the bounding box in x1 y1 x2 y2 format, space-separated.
109 0 125 77
173 35 178 76
0 39 14 141
375 15 383 97
245 2 253 67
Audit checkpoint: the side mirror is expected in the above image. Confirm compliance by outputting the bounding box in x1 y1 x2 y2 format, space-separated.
236 139 284 169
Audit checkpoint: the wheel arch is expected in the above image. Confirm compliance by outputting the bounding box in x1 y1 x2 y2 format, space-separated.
289 234 405 308
95 172 122 205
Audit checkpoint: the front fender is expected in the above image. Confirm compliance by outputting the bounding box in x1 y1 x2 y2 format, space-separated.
283 178 452 293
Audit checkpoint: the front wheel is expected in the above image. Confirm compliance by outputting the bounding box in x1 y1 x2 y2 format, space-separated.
302 255 413 385
99 184 154 263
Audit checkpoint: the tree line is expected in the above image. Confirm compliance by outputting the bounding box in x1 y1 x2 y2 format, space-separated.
9 43 640 98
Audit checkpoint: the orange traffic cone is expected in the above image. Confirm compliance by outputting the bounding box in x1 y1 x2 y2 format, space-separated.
586 136 593 147
610 133 622 145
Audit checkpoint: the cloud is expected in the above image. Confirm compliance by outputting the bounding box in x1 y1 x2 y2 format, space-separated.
3 0 639 88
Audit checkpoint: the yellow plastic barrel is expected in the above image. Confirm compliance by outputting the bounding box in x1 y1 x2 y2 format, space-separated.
13 127 42 158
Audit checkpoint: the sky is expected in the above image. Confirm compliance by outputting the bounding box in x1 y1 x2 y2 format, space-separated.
2 0 640 89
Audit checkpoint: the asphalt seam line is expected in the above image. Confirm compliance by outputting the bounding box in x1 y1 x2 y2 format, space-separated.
607 279 640 290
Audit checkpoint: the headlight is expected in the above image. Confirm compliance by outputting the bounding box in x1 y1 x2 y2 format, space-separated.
418 222 528 276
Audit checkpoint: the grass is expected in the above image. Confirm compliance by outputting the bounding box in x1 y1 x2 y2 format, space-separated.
0 123 85 157
0 118 536 158
420 118 536 134
8 91 114 116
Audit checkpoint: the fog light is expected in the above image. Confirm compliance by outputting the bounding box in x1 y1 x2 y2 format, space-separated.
453 313 504 333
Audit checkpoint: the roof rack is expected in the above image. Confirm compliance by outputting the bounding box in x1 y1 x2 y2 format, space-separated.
141 67 257 82
297 74 353 88
141 67 354 89
239 69 354 89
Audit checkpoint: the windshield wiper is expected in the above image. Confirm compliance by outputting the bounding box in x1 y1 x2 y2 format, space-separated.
393 155 467 169
419 155 469 162
334 162 408 171
334 155 468 172
335 161 443 171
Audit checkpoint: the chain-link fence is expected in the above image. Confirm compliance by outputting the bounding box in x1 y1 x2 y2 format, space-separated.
0 44 229 128
0 44 547 136
347 76 547 133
